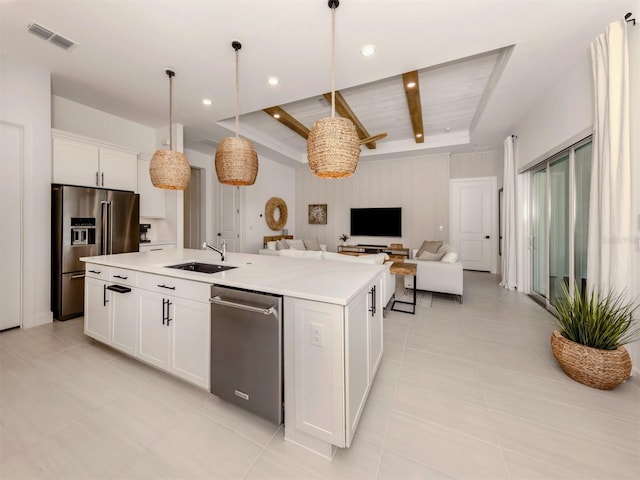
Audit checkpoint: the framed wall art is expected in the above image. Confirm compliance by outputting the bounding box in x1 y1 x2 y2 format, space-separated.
308 204 327 225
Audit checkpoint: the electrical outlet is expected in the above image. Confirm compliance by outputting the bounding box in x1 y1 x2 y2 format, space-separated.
310 322 324 347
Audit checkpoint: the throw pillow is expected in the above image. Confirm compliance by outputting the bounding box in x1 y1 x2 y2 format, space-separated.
418 250 444 261
303 238 321 251
441 252 459 263
276 239 289 250
286 239 306 250
266 241 277 250
437 243 453 255
416 240 443 257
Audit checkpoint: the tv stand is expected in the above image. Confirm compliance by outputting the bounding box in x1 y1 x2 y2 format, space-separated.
338 244 410 260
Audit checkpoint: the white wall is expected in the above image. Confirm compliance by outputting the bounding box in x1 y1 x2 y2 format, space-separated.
0 56 52 328
184 148 217 246
52 96 156 153
515 56 593 170
244 156 296 253
295 154 450 252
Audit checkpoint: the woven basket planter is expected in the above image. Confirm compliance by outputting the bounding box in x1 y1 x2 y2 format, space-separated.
550 330 631 390
307 117 360 178
149 150 191 190
215 137 258 186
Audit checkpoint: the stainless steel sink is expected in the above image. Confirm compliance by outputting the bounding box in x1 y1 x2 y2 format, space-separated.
166 262 237 274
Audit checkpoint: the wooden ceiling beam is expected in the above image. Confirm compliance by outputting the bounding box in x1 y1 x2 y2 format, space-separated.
263 106 310 139
322 91 377 149
401 70 424 144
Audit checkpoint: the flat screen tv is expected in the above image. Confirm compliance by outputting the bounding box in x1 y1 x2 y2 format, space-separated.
350 207 401 237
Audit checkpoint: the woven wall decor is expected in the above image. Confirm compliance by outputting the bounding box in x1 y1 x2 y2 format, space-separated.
149 69 190 190
265 197 288 231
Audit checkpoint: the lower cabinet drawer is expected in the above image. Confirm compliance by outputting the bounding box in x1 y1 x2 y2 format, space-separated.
137 272 210 302
110 267 137 287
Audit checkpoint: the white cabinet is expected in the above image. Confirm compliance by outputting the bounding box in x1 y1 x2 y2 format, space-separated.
84 265 139 356
139 243 176 252
138 286 210 388
137 159 166 218
289 271 384 449
84 276 111 343
52 132 137 191
85 267 211 389
137 272 210 388
367 276 384 379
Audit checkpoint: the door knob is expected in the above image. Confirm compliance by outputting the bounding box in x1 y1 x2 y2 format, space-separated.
485 235 491 239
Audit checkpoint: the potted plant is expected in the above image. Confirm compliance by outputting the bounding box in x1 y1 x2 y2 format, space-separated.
339 233 350 246
550 282 639 390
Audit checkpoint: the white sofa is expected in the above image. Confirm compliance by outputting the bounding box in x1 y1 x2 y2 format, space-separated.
403 248 463 302
261 249 395 308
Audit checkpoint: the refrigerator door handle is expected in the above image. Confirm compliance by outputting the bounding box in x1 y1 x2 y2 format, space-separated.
100 201 108 255
108 201 114 255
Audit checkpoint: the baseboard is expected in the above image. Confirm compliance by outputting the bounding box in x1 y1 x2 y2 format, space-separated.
23 310 53 329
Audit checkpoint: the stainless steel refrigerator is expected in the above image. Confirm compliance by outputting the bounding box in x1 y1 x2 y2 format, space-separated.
51 184 139 320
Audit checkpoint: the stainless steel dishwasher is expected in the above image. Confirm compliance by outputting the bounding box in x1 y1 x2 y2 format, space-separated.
210 285 283 424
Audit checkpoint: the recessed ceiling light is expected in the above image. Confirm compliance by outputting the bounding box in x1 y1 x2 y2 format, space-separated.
202 98 212 106
416 133 423 138
273 113 281 119
268 77 279 86
360 44 375 57
444 127 451 132
406 81 416 89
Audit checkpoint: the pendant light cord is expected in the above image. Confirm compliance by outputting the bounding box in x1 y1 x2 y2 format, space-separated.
331 6 336 118
235 48 240 138
168 73 173 150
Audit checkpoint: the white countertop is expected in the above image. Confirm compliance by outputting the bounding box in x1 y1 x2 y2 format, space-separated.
81 249 384 305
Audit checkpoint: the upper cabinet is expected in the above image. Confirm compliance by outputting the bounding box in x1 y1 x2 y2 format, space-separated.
52 130 138 192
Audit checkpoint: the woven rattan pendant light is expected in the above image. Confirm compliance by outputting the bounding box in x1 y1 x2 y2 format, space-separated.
307 0 360 178
215 41 258 186
149 70 191 190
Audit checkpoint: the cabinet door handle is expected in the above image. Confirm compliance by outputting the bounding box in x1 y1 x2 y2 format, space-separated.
485 235 491 239
369 285 376 316
113 274 128 280
89 269 101 274
103 284 109 306
157 284 176 290
166 299 173 326
96 171 99 186
162 298 167 325
101 172 104 186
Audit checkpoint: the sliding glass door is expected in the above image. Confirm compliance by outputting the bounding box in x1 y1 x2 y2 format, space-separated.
529 137 592 309
531 168 547 301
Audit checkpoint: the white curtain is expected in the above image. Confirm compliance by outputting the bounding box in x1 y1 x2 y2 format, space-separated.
587 20 632 294
500 135 517 290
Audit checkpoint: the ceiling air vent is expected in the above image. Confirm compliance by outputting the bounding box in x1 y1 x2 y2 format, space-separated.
27 22 76 50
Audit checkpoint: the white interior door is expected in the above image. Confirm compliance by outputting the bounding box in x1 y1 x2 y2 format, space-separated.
218 184 241 252
1 122 23 330
451 177 496 272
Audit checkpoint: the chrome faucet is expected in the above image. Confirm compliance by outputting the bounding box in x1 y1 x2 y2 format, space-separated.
202 239 226 262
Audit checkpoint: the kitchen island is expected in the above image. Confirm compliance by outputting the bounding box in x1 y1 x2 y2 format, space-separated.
81 249 384 459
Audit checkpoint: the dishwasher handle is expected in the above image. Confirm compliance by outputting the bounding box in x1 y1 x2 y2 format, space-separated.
210 295 276 316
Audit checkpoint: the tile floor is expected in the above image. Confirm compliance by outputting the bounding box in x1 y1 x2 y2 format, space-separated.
1 271 638 479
